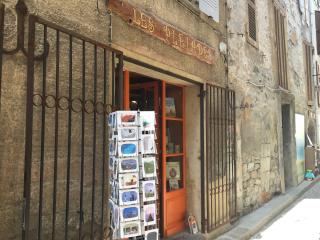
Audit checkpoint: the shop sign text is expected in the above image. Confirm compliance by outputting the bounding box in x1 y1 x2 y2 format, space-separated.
108 0 215 64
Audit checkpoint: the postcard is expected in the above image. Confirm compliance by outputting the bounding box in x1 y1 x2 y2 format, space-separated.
120 205 140 222
119 158 139 173
109 199 119 229
142 157 156 178
120 221 141 238
119 189 140 206
166 161 181 180
117 127 138 141
142 180 156 202
140 134 156 154
111 182 119 203
119 173 139 189
118 141 139 157
144 204 156 226
145 229 159 240
109 156 115 170
109 138 117 156
139 111 156 131
116 111 138 126
108 113 113 126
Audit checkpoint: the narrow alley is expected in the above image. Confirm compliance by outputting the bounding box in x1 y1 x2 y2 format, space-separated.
252 180 320 240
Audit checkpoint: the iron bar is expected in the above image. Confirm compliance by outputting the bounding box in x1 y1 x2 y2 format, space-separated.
100 48 107 238
112 52 115 106
38 24 47 240
79 40 86 240
223 88 229 222
52 29 60 240
221 88 225 224
91 44 98 239
217 87 221 226
0 3 4 112
232 92 237 218
206 86 210 230
200 84 205 233
22 15 36 240
65 35 73 240
227 91 231 221
213 86 217 228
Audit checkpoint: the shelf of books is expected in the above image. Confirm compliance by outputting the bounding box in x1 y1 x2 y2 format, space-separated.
163 83 185 193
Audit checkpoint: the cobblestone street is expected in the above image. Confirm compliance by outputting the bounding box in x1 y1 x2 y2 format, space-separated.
251 180 320 240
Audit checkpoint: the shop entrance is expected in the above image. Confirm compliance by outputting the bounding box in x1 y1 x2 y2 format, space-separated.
124 71 186 237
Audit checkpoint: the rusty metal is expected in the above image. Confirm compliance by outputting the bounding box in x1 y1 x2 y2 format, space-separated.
0 3 4 112
205 84 237 232
108 0 215 64
21 12 122 240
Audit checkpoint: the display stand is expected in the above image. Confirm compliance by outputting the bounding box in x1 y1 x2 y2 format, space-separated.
108 111 159 240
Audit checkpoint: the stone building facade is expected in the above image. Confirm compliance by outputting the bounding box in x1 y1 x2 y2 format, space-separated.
227 0 317 216
0 0 318 239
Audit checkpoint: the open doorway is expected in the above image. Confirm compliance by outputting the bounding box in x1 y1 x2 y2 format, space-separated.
124 71 187 237
281 104 293 189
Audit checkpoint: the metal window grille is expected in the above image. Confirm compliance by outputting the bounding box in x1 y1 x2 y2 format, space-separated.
205 84 237 232
22 15 123 240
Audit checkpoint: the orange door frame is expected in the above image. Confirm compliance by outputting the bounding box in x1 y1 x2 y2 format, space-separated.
123 71 187 237
161 82 186 237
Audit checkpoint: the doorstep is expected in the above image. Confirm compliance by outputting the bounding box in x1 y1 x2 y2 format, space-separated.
216 177 320 240
164 231 205 240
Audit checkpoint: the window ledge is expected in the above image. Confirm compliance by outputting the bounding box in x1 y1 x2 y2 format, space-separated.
177 0 222 31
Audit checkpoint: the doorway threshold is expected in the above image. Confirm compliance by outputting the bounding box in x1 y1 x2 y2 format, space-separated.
164 231 205 240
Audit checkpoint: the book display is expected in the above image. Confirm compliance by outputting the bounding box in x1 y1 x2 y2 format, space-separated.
108 111 159 239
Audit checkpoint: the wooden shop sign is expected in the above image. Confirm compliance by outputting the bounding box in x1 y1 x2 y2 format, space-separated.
108 0 215 64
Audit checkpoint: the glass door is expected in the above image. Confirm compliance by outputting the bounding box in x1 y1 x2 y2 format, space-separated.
162 82 186 237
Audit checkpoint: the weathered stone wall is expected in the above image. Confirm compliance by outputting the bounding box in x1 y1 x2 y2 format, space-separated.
228 0 312 215
0 1 115 239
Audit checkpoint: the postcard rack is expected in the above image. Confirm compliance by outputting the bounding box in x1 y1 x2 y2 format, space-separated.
108 111 159 240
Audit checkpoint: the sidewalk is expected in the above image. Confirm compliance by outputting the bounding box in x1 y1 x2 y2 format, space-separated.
216 177 320 240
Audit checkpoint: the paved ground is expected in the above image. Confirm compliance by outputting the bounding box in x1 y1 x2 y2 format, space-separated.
251 180 320 240
217 178 319 240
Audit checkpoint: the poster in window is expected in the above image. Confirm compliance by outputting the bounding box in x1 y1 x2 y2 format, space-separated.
166 161 181 180
165 97 176 117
